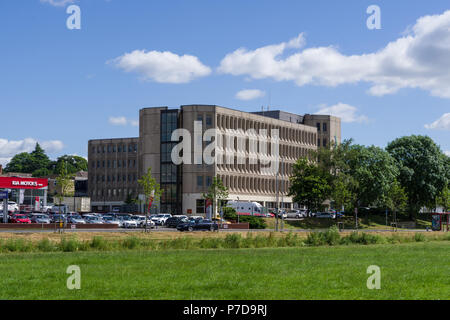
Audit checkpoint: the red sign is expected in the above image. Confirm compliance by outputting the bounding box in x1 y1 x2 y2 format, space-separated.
0 177 48 190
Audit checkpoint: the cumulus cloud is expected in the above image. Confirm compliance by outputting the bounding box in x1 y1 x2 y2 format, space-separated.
40 0 76 7
218 11 450 98
0 138 64 166
315 103 368 123
235 89 266 101
444 151 450 157
109 116 138 127
110 50 211 84
424 113 450 130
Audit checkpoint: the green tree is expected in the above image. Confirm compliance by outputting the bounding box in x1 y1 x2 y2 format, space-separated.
5 152 34 173
384 180 408 223
138 167 163 231
55 161 73 212
331 173 356 213
202 176 229 220
386 135 448 219
436 186 450 212
288 158 332 213
54 155 88 174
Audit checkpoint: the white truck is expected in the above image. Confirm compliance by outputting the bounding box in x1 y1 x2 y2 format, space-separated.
226 201 267 217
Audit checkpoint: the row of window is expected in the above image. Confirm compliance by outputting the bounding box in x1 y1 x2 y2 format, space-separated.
197 175 213 188
92 188 136 198
91 159 137 169
317 138 328 147
92 144 138 154
94 173 138 183
316 122 328 132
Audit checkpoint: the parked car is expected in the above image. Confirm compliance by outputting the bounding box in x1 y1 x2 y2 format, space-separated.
30 213 51 224
151 214 172 226
102 216 121 226
67 215 86 224
140 219 155 229
166 216 188 228
286 210 306 219
314 212 336 219
10 214 32 224
122 218 138 228
85 216 103 224
177 218 218 232
51 214 67 223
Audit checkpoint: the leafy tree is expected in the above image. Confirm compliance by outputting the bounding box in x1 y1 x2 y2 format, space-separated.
386 135 448 218
30 143 51 172
331 173 356 212
288 158 332 213
202 176 229 220
138 167 163 231
55 161 73 212
32 167 51 178
53 155 88 174
4 152 34 173
436 186 450 212
384 180 408 222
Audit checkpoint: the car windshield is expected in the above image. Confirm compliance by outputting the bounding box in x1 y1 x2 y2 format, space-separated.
15 215 27 219
72 216 82 219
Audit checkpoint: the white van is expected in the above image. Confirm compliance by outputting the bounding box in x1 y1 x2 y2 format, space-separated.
226 201 267 217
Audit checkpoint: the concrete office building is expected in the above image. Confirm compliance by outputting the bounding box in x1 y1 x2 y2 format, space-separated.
88 105 341 214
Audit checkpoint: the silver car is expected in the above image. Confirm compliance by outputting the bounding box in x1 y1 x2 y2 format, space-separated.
31 214 51 224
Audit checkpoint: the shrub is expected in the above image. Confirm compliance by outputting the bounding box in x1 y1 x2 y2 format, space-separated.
90 236 111 250
122 237 140 250
223 207 237 221
3 239 33 252
37 238 56 252
305 232 325 246
224 234 242 248
414 233 426 242
239 216 267 229
59 238 80 252
323 226 341 246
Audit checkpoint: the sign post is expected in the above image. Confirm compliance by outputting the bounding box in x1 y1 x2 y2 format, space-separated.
1 191 8 224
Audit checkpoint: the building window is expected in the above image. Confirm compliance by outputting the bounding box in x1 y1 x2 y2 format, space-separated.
323 138 327 147
317 139 321 147
206 115 212 126
197 114 203 123
196 199 205 214
197 176 203 188
323 123 327 132
206 176 212 187
118 146 122 152
108 146 111 153
316 123 321 131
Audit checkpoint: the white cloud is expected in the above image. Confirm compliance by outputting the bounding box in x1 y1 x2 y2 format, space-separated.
110 50 211 84
444 151 450 157
0 138 64 166
424 113 450 130
40 0 76 7
235 89 266 101
316 103 368 123
109 116 138 127
218 11 450 98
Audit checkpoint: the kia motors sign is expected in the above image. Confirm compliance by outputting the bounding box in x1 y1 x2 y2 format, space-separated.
0 177 48 190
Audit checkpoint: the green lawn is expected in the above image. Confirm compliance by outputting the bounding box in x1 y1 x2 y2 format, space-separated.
0 242 448 300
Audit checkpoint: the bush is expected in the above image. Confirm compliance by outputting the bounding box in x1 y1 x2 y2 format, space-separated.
305 232 325 246
414 233 426 242
239 216 267 229
90 236 111 250
223 207 237 221
37 238 56 252
122 237 140 250
224 234 242 248
59 238 80 252
2 239 33 252
323 226 341 245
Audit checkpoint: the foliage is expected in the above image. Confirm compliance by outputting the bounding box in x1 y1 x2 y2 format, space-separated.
288 158 332 212
202 176 229 218
384 180 408 214
137 167 163 214
53 155 88 174
5 143 51 174
223 207 237 220
436 185 450 212
386 135 449 218
238 216 267 229
55 160 73 208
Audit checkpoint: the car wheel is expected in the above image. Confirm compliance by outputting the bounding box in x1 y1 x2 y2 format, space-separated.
209 226 214 232
188 226 193 232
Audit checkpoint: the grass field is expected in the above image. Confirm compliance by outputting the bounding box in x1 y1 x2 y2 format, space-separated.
0 241 448 300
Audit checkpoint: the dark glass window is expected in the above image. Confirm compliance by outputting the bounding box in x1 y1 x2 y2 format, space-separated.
323 123 327 132
316 123 320 131
197 176 203 188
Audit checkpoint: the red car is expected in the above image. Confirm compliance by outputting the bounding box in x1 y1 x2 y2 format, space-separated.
10 214 31 224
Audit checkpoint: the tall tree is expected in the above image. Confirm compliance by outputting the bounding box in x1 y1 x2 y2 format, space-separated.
55 161 73 212
54 155 88 174
386 135 448 218
202 176 229 220
138 167 163 232
288 158 332 213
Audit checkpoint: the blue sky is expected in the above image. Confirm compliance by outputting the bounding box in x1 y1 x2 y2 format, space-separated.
0 0 449 165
